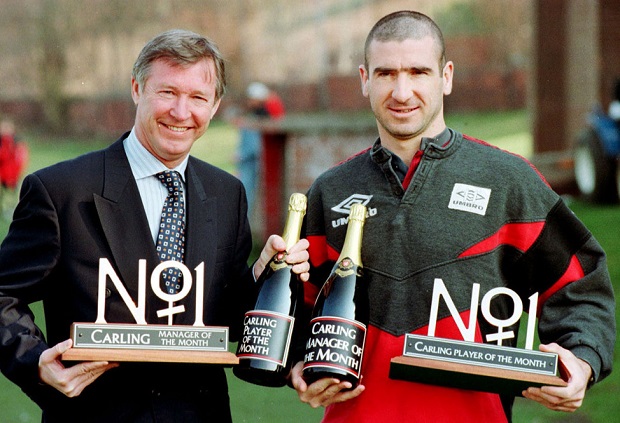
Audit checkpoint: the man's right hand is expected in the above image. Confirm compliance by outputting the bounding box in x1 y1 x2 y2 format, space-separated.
38 339 119 397
290 361 365 408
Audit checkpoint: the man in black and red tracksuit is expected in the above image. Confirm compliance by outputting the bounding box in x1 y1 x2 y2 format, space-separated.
290 10 615 423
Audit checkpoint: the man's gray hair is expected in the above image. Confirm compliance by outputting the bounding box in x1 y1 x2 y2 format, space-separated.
132 29 226 100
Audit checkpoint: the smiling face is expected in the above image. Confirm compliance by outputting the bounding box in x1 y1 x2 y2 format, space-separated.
360 36 453 153
131 58 221 168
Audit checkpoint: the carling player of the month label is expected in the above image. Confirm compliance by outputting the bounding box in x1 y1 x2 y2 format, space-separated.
237 310 294 366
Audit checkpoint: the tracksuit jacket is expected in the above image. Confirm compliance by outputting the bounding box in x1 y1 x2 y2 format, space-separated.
301 130 615 422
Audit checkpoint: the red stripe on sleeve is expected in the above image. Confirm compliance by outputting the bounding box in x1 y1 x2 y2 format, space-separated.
537 254 585 314
459 221 545 258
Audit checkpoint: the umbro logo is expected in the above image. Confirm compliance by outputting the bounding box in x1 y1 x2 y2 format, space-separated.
331 194 373 214
331 194 377 228
448 183 491 216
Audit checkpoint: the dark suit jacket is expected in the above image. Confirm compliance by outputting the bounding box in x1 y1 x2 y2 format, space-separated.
0 135 258 422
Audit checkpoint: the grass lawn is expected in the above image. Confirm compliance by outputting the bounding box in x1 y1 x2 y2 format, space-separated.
0 110 617 423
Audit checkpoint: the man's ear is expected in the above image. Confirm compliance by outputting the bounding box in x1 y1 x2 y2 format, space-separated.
131 77 141 105
359 65 370 98
442 61 454 96
210 98 222 119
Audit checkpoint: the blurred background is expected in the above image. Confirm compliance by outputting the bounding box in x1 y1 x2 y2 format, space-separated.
2 0 619 205
0 0 619 422
0 0 533 133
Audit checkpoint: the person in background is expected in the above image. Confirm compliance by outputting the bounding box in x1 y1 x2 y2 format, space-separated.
0 118 28 190
0 118 29 213
235 82 285 217
290 10 614 423
0 29 308 423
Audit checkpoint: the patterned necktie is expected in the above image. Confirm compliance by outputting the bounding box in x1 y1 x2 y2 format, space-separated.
156 170 185 295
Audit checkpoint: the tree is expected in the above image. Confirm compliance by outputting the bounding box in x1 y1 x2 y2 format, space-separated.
38 0 70 134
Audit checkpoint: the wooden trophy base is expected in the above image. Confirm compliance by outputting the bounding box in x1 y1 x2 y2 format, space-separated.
62 348 239 364
390 355 567 395
389 334 568 395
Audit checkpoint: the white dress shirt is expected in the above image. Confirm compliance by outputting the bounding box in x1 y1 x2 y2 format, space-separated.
123 129 188 243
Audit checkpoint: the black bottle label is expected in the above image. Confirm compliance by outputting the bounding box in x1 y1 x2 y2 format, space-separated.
303 316 367 379
237 310 294 366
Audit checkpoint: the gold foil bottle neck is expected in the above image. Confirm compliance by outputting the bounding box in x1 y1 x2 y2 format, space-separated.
282 193 307 251
338 203 366 268
288 193 308 214
348 203 366 223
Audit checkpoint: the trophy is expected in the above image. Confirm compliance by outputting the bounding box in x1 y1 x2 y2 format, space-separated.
61 258 238 364
389 278 568 395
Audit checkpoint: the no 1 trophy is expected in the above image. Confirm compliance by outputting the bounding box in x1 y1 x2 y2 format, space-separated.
62 259 237 364
389 279 568 395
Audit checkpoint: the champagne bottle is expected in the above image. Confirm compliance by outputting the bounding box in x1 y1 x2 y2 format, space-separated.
302 203 368 388
234 193 307 387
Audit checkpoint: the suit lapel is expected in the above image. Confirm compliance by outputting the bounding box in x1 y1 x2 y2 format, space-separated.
178 160 218 324
94 139 158 301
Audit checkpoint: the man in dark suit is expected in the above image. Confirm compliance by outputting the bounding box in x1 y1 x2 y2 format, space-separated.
0 29 309 422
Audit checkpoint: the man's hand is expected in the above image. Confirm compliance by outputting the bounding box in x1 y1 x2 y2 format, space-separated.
254 235 310 282
522 343 592 412
38 339 119 397
290 361 365 408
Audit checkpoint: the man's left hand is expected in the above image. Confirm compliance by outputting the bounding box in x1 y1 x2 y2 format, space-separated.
254 235 310 281
522 342 592 412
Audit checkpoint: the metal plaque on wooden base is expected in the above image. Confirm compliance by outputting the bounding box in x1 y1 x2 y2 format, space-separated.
62 323 238 364
390 334 567 396
60 258 238 365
